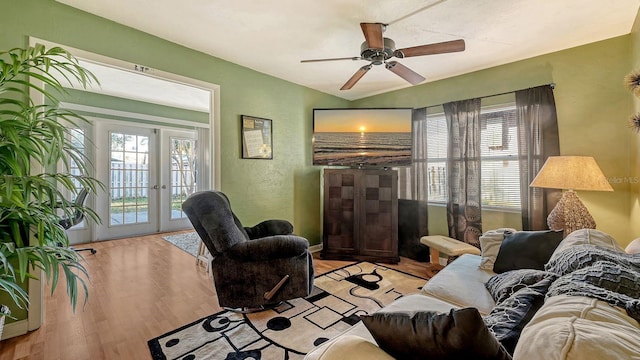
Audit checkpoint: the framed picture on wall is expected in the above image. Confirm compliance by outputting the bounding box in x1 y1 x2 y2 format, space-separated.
241 115 273 159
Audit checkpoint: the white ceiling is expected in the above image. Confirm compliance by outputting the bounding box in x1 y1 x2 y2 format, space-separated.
57 0 640 101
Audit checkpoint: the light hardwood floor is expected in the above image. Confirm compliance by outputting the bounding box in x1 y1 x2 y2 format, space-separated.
0 232 437 360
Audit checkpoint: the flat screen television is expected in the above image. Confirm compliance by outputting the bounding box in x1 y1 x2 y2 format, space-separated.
313 108 413 167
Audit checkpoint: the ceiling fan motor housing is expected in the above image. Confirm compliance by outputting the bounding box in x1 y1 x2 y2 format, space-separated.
361 38 395 65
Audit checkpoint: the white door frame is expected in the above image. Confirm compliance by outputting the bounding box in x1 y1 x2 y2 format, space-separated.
30 37 221 190
22 36 220 335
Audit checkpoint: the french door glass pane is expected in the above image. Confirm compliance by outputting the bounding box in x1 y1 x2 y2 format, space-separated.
65 128 88 229
170 137 197 220
110 132 150 226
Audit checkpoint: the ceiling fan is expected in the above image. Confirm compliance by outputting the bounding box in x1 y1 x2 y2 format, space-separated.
301 22 465 90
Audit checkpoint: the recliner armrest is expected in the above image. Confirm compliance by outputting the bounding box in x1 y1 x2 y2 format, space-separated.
228 235 309 261
244 219 294 239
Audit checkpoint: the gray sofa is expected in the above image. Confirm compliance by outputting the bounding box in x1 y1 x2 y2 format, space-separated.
305 229 640 360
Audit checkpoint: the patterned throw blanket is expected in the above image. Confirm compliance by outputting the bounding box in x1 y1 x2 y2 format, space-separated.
544 244 640 322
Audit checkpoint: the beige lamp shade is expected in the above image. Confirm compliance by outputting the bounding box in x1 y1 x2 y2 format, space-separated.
529 156 613 192
530 156 612 236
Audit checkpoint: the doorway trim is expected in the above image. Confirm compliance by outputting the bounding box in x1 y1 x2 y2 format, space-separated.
29 37 221 190
22 36 221 334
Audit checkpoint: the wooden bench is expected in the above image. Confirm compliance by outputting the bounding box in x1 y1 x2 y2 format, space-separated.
420 235 481 265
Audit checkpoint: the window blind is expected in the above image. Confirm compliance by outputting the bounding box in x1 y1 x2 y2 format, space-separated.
424 102 521 209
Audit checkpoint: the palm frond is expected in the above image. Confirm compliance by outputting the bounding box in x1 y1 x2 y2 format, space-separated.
0 44 101 311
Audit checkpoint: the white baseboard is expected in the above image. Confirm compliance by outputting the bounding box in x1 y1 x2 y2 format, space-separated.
1 319 28 340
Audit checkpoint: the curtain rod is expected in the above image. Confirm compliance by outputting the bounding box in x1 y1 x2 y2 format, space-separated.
485 82 556 100
425 83 556 109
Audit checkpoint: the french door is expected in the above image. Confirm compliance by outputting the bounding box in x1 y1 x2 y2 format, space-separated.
160 129 199 232
95 123 197 240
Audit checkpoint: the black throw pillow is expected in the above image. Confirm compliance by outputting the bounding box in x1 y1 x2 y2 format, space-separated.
484 277 555 354
360 308 512 360
493 230 563 273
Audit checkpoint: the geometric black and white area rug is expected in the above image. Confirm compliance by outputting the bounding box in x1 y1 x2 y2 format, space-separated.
147 262 427 360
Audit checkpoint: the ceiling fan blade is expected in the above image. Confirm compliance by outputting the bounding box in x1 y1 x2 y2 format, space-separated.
360 23 385 49
394 39 465 58
301 56 362 63
385 61 425 85
341 64 372 90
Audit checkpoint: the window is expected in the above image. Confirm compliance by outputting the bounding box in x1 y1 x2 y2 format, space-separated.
61 127 88 230
169 136 198 220
425 103 521 209
479 105 520 208
68 128 85 193
425 113 447 202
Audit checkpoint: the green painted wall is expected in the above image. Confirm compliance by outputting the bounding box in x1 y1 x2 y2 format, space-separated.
353 35 635 245
0 0 349 248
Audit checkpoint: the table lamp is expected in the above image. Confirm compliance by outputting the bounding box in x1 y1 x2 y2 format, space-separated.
529 156 613 236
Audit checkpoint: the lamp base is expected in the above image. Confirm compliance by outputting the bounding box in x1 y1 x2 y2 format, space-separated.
547 189 596 236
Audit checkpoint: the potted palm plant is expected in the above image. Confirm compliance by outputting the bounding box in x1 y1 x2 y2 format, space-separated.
0 44 101 327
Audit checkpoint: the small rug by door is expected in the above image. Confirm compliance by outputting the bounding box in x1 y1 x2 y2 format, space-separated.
147 262 427 360
162 232 200 257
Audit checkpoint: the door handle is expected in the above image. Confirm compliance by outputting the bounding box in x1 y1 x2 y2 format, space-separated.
153 185 159 190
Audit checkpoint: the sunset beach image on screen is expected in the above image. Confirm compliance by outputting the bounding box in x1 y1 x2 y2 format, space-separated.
312 108 413 166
